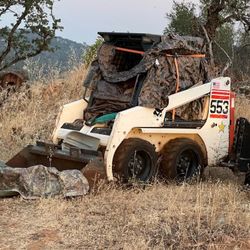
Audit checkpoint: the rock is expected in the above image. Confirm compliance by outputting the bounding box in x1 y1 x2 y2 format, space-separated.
0 165 89 199
81 159 106 189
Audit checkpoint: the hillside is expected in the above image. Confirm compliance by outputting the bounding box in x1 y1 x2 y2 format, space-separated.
0 66 249 249
0 36 88 76
28 37 88 72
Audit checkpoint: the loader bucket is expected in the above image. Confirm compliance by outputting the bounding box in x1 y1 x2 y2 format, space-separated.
6 142 105 181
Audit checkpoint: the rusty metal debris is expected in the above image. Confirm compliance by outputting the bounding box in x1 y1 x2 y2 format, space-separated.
0 70 28 89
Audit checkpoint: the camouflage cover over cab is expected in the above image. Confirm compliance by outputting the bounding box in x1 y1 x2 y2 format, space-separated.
84 32 215 122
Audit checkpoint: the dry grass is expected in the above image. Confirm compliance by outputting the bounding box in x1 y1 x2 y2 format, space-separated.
0 69 249 249
0 183 249 249
235 95 250 121
0 65 86 161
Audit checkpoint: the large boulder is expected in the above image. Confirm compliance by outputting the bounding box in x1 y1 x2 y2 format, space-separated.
0 164 89 199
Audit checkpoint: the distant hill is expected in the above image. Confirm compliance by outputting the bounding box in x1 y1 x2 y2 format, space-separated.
30 37 88 71
0 36 88 77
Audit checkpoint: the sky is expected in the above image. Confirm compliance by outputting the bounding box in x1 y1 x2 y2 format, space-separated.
53 0 177 45
1 0 200 45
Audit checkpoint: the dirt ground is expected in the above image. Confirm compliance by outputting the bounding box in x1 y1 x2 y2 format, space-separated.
0 182 249 250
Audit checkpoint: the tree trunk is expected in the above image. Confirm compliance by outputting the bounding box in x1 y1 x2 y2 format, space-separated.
204 0 225 40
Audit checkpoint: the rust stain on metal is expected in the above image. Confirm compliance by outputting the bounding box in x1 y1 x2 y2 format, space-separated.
0 70 28 89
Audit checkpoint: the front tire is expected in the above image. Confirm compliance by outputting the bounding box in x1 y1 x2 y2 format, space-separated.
113 138 158 182
160 138 206 182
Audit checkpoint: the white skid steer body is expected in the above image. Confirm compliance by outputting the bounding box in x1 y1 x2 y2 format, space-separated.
53 77 233 181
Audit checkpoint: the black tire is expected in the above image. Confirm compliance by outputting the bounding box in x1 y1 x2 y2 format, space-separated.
113 138 158 182
160 138 206 182
245 172 250 186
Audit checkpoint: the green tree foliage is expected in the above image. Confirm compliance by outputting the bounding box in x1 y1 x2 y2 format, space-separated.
234 31 250 75
0 0 62 71
164 0 249 75
214 24 234 65
164 1 199 36
83 37 103 68
200 0 250 39
165 0 249 39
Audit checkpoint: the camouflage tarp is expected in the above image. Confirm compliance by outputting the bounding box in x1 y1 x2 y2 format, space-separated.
84 33 215 121
0 163 89 199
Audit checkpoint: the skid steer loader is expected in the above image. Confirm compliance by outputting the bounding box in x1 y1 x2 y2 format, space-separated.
3 32 250 186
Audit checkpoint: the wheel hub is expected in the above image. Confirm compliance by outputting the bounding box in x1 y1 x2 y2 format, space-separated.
128 151 145 176
177 150 197 179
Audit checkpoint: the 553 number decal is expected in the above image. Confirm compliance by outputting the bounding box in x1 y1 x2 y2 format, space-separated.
210 100 229 114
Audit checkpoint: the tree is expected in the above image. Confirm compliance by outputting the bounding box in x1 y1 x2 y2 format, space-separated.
165 0 249 67
201 0 250 40
233 30 250 75
83 37 103 68
164 1 199 36
0 0 62 71
214 23 234 65
165 0 249 39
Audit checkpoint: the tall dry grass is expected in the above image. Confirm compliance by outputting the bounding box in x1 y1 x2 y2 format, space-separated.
0 65 86 161
235 96 250 121
0 183 249 249
0 68 249 249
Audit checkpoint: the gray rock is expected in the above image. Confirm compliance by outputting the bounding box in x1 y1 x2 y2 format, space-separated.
0 165 89 199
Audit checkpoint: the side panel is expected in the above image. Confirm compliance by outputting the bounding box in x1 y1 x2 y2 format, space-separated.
198 77 231 165
52 99 88 144
229 92 236 153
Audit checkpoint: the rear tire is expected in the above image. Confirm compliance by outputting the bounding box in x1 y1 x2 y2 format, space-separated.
245 172 250 186
113 138 158 182
160 138 205 182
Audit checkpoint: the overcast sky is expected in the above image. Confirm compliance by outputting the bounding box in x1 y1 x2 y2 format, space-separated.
1 0 200 45
54 0 178 45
